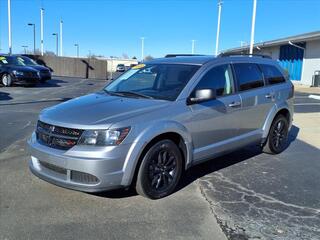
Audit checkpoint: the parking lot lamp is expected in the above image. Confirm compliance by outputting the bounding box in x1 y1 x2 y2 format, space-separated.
28 23 36 54
215 0 222 56
249 0 257 54
22 45 28 54
141 37 145 62
74 44 79 58
191 40 196 54
8 0 12 55
40 8 44 56
52 33 58 56
60 20 63 56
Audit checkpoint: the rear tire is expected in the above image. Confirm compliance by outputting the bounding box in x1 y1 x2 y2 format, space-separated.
136 139 183 199
263 114 289 154
1 74 12 87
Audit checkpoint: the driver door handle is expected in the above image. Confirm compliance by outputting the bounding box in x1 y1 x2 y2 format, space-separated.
228 101 241 108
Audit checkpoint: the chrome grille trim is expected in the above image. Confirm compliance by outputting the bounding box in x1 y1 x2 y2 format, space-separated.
36 121 83 150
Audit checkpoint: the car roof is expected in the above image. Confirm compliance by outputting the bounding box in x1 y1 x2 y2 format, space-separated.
145 55 276 66
146 56 216 66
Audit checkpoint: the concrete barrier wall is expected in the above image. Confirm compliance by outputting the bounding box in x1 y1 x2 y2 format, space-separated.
29 55 138 79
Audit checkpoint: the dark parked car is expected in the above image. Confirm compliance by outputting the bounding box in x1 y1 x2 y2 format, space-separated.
0 55 40 87
17 56 52 82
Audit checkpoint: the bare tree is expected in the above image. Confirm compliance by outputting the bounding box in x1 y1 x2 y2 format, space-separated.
144 55 154 61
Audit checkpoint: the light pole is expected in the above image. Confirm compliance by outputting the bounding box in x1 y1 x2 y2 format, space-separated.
28 23 36 54
249 0 257 55
141 37 145 62
60 20 63 56
191 40 196 54
22 45 28 54
215 0 222 56
40 8 44 56
74 43 79 58
52 33 58 56
8 0 12 55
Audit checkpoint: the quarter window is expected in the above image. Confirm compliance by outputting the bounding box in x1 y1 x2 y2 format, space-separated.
195 64 234 97
260 64 286 85
233 63 264 91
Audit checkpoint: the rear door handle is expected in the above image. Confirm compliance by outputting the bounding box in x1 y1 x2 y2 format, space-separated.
228 101 241 108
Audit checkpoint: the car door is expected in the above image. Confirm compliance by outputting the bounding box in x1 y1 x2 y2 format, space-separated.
187 64 242 162
232 62 275 138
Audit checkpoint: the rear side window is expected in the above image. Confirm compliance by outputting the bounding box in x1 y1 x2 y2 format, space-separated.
260 64 286 85
233 63 264 91
195 64 234 97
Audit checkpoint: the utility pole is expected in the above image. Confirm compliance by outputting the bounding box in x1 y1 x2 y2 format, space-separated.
215 0 222 56
8 0 12 54
191 40 196 54
74 43 79 58
28 23 36 54
60 20 63 56
52 33 58 56
249 0 257 55
141 37 145 62
40 8 44 56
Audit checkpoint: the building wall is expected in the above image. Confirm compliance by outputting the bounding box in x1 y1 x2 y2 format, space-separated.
301 39 320 86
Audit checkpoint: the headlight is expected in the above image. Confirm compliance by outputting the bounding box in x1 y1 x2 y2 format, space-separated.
78 127 130 146
12 70 24 76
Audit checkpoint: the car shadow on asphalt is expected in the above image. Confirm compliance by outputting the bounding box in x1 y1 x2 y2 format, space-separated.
91 126 300 199
36 79 67 88
0 92 12 101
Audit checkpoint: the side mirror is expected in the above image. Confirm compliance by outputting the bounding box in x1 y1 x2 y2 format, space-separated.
187 88 216 105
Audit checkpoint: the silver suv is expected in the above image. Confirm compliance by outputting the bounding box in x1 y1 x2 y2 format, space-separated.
28 55 294 199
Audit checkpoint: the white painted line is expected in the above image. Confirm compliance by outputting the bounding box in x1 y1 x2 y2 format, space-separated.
294 103 320 106
309 95 320 100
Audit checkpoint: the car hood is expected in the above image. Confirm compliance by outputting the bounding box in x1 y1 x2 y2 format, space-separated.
7 65 38 72
28 65 50 71
40 92 170 129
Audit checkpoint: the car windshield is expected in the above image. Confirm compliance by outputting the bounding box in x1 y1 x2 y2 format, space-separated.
18 56 38 66
105 64 200 101
0 56 26 66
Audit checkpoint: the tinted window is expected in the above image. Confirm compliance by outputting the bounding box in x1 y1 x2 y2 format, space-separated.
233 63 264 91
260 64 286 85
195 64 233 96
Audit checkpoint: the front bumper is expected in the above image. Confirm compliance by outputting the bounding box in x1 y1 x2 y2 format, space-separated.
13 76 39 85
28 132 131 192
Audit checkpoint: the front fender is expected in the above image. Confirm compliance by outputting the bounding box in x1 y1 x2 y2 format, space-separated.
120 120 193 186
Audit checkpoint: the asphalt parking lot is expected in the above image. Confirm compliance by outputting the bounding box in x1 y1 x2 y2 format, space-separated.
0 77 319 240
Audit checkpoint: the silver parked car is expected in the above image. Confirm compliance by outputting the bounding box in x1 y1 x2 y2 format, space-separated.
28 55 294 199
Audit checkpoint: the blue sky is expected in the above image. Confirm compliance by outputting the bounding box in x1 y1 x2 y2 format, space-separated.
0 0 319 58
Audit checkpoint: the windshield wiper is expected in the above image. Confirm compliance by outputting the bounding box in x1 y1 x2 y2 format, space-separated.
111 91 154 99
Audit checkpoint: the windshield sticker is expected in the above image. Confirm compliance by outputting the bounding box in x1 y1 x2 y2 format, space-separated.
0 57 6 60
18 57 24 62
1 60 8 64
132 64 145 69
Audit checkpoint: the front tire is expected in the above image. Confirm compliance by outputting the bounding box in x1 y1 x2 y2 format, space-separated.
263 114 289 154
136 140 183 199
1 74 12 87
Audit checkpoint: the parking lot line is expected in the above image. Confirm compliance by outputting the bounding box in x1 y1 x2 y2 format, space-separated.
309 94 320 100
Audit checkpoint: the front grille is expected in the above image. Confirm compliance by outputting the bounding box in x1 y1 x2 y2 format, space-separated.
39 161 67 175
36 121 83 150
24 72 38 78
71 170 99 184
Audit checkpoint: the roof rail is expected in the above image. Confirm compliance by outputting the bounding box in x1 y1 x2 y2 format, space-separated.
217 52 272 59
165 54 206 58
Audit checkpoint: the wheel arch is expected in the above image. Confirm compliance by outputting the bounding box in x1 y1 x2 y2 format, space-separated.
262 104 292 141
120 121 193 187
